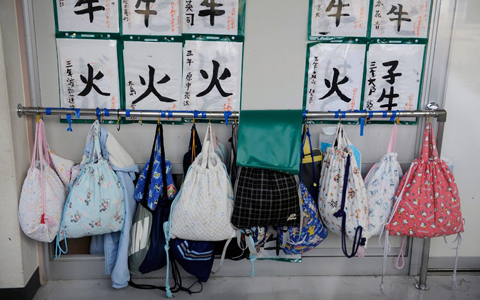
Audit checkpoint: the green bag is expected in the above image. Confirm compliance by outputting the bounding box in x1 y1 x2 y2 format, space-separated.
236 110 303 175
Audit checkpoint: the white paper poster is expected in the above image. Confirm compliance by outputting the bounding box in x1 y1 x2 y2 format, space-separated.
182 40 243 111
55 0 119 33
363 43 425 112
306 43 366 112
122 0 181 36
310 0 369 38
370 0 431 38
56 39 120 109
182 0 239 35
124 41 183 111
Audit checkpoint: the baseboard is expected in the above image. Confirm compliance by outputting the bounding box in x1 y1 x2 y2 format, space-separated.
428 257 480 271
47 255 409 280
0 268 41 300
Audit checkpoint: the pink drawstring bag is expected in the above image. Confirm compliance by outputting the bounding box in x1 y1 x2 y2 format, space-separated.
380 122 464 292
18 120 67 242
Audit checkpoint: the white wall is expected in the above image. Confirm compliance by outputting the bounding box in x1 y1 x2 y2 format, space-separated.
0 0 39 288
430 0 480 258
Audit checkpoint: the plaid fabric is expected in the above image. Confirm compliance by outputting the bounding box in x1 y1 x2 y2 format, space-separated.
231 167 301 228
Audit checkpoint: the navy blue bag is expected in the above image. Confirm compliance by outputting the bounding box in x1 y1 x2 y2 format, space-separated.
183 123 202 175
171 239 215 283
129 123 173 275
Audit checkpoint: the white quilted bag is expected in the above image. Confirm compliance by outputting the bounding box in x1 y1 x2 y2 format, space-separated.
318 123 370 257
169 123 236 241
364 124 403 237
19 120 67 242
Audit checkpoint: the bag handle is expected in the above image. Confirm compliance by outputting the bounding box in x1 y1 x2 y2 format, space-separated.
30 120 40 168
159 123 168 206
202 123 215 150
333 123 348 150
300 123 317 186
188 123 197 163
388 124 398 153
140 122 164 210
85 121 104 164
200 123 215 169
420 121 439 162
333 155 365 258
39 120 52 166
31 120 51 168
37 121 47 224
228 122 238 178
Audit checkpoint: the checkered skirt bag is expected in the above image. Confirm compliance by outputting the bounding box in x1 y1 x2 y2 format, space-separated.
231 167 301 228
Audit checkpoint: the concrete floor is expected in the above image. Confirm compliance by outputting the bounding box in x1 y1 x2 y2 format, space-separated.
34 274 480 300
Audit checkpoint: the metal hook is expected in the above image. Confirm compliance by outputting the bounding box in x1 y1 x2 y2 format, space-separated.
116 109 121 131
139 111 143 126
36 109 41 123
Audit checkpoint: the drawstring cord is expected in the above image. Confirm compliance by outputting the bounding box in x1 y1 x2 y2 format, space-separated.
444 233 463 289
380 164 415 294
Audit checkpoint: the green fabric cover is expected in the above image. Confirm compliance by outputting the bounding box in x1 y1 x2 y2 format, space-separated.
236 110 303 175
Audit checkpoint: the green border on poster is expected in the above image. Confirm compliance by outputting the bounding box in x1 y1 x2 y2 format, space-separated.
53 0 122 38
181 37 245 124
302 39 368 125
121 38 184 125
180 0 246 38
56 37 124 124
361 39 428 125
308 0 371 41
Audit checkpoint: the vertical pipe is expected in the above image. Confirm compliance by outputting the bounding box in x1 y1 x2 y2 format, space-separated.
416 119 446 291
21 0 41 106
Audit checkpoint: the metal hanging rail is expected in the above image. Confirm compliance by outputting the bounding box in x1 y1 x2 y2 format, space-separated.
17 104 447 122
16 103 447 291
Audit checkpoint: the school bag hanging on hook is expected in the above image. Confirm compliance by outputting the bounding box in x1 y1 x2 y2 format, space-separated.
129 122 173 275
364 124 403 238
19 120 68 242
56 121 125 255
318 123 370 258
134 124 176 212
278 123 328 255
381 121 464 292
169 122 236 241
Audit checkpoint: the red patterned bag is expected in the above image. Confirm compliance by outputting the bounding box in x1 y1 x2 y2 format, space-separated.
387 122 463 237
380 122 464 292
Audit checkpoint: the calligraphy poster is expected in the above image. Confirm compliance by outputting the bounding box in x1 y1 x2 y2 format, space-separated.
122 0 181 36
363 43 425 112
56 39 120 109
305 43 366 112
310 0 369 39
182 40 243 111
55 0 119 33
182 0 239 35
370 0 432 38
124 41 182 111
